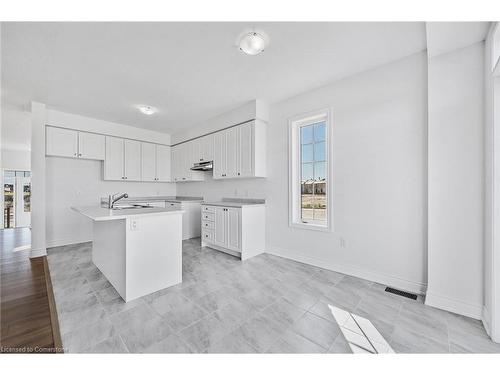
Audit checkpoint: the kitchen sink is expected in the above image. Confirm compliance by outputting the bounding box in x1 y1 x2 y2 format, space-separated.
112 204 153 210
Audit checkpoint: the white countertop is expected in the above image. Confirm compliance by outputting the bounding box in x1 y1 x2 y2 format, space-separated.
72 206 185 222
201 200 265 208
100 196 204 204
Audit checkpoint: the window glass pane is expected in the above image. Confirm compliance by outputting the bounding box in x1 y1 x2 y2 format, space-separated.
314 122 326 142
314 161 326 181
300 125 313 144
24 171 31 177
314 141 325 161
301 144 313 162
301 163 313 181
4 171 15 178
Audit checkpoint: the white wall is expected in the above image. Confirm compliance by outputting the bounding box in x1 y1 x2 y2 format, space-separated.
44 109 176 248
179 52 429 293
1 101 31 171
171 100 269 144
46 157 176 247
426 42 485 319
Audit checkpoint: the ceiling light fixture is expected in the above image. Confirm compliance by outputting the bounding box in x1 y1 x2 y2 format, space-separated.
137 105 157 115
238 31 269 56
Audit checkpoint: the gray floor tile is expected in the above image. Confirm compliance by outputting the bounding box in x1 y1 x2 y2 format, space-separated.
328 335 352 353
144 334 195 353
390 326 449 353
119 317 173 353
62 319 116 353
291 312 340 350
207 332 259 353
48 238 498 354
233 313 289 352
267 329 325 353
84 335 129 353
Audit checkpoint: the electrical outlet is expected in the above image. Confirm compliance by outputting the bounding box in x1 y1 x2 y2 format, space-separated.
130 219 139 231
340 237 346 248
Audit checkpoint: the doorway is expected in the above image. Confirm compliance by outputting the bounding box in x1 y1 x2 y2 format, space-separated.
3 170 31 229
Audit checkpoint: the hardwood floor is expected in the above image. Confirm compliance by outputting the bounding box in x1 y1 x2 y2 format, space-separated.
1 228 60 353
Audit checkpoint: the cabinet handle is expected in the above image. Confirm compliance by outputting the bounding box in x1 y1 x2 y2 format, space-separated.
74 153 77 156
237 172 240 176
78 153 82 157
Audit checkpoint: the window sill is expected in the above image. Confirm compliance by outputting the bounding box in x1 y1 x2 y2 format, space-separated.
289 222 332 233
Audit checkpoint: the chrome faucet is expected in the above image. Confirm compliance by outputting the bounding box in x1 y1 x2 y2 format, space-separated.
108 193 129 209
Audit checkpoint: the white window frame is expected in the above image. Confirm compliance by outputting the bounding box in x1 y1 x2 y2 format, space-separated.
288 108 333 232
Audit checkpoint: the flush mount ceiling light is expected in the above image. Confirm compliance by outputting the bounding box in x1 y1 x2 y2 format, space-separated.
137 105 157 115
238 31 269 55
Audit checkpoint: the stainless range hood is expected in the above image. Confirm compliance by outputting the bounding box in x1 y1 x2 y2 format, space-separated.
190 161 213 171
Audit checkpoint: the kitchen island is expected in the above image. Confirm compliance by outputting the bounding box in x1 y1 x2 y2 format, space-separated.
71 206 184 302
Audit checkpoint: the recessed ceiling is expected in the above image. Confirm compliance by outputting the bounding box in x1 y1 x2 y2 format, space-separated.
1 22 427 135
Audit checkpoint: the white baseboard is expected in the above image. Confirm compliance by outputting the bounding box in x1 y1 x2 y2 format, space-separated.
482 305 491 336
46 237 92 249
425 290 483 319
265 245 427 295
29 247 47 258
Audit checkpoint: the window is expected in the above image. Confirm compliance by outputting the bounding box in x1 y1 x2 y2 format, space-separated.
289 109 332 231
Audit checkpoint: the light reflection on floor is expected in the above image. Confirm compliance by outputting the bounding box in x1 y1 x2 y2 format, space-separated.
328 304 395 354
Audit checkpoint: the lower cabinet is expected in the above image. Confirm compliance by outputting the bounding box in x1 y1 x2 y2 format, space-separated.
201 204 265 260
166 201 201 240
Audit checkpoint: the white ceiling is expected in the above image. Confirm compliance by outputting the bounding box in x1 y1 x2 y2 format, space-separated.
1 22 428 135
426 22 490 58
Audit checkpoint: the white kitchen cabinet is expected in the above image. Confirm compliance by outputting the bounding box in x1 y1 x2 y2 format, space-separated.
141 143 171 182
226 208 240 251
156 144 171 182
201 203 265 260
199 134 214 162
104 137 141 181
46 126 78 158
104 136 125 180
212 120 266 180
124 139 141 181
166 200 201 239
214 207 227 247
46 126 105 160
78 131 105 160
213 132 227 178
225 127 238 178
171 142 205 182
141 142 156 182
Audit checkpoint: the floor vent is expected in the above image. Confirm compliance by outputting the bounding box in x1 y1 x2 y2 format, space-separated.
385 287 417 300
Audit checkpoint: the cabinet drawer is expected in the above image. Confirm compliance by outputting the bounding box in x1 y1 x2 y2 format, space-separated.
202 220 214 230
202 205 215 213
202 212 215 222
202 229 214 242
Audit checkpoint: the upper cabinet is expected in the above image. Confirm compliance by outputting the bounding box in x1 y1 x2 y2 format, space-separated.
171 142 205 182
142 142 171 182
46 126 105 160
213 120 266 180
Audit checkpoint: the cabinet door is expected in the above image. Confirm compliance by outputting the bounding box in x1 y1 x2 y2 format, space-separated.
238 122 253 177
46 126 78 158
104 136 124 180
214 207 227 246
141 142 156 181
213 132 226 179
180 142 190 181
190 139 202 163
124 139 141 181
78 131 105 160
226 208 241 251
171 146 180 182
225 127 238 178
156 144 171 182
200 134 214 162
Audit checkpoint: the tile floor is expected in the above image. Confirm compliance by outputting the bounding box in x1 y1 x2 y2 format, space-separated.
46 238 500 353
